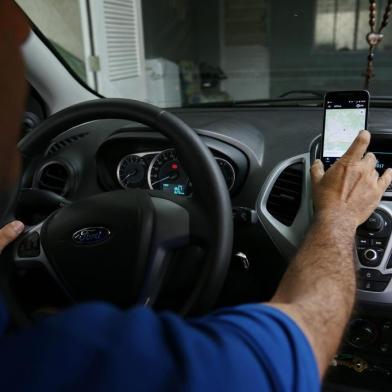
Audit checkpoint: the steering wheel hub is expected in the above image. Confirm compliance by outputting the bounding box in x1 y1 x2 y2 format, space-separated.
41 189 154 306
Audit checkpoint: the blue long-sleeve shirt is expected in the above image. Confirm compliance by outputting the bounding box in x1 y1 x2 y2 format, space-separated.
0 300 319 391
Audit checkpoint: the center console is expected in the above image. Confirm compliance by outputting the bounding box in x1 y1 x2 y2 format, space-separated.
356 208 392 294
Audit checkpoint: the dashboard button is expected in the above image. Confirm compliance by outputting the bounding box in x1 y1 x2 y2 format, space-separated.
232 207 258 225
379 322 392 353
373 239 386 248
17 232 40 258
358 269 392 282
357 238 370 247
346 319 377 348
357 210 392 239
365 212 385 232
376 248 385 258
364 249 378 261
358 280 389 292
379 343 390 353
359 269 381 280
359 249 382 267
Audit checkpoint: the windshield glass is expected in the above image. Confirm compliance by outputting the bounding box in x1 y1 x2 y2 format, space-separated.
17 0 392 107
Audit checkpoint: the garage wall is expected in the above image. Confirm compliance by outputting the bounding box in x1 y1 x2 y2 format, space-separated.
221 0 270 100
142 0 221 67
269 0 392 97
193 1 221 67
142 0 196 63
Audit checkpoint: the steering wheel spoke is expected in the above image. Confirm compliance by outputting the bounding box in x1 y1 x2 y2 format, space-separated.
182 197 215 248
12 223 74 301
138 197 189 306
18 188 70 210
148 191 214 248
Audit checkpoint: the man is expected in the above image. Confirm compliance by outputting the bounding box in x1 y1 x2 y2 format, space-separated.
0 1 391 391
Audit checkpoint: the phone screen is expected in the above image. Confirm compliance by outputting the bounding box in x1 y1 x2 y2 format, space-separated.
322 91 369 169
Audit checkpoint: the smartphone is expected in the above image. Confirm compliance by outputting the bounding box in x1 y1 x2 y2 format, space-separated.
321 90 369 170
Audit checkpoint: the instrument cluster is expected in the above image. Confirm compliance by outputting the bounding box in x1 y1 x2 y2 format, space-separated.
116 148 236 196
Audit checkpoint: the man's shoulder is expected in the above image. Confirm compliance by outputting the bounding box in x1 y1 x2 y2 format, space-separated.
0 302 320 391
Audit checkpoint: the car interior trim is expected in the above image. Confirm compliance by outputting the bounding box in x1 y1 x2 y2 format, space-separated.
256 153 313 260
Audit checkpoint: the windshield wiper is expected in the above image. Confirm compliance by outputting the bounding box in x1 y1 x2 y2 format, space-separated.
232 97 323 107
182 95 392 109
182 89 327 108
279 90 325 99
183 97 324 108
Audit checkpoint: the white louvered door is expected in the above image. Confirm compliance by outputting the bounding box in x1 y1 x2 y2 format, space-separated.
81 0 147 100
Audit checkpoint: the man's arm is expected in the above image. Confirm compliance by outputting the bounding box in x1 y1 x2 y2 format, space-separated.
269 130 392 376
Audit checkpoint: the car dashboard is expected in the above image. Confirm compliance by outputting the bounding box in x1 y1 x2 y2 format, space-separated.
20 103 392 391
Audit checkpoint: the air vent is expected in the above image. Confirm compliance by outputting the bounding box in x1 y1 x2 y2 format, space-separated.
37 162 70 196
266 163 304 226
46 133 89 157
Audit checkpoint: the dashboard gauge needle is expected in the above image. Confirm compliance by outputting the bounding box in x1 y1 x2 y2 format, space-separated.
151 175 171 187
124 170 137 181
151 172 179 187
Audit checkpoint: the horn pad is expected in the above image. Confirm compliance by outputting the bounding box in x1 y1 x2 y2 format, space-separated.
41 190 154 306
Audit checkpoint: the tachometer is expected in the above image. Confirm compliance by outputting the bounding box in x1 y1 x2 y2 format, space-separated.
147 149 191 195
117 154 147 188
147 150 235 195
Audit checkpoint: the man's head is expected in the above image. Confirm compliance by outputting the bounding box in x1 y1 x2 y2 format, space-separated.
0 0 30 189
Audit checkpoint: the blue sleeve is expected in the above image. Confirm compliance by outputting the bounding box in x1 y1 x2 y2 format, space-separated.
0 301 319 392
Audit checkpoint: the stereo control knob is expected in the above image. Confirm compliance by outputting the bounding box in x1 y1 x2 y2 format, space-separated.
365 212 384 232
363 249 378 262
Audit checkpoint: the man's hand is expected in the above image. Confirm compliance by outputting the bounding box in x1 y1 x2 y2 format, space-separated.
0 221 24 254
311 130 392 228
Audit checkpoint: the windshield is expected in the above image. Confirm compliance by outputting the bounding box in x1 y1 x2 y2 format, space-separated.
17 0 392 107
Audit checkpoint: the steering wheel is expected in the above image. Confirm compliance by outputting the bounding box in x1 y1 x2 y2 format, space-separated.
1 99 233 322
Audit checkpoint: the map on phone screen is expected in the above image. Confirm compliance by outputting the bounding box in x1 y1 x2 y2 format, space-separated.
323 108 366 157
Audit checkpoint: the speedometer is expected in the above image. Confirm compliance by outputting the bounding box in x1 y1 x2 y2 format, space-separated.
147 149 192 196
117 154 147 189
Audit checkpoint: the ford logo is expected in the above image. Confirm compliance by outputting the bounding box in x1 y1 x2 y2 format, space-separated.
72 227 111 245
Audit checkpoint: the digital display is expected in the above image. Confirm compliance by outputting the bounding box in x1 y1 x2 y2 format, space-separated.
162 183 186 195
373 153 392 192
322 95 368 168
374 152 392 174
